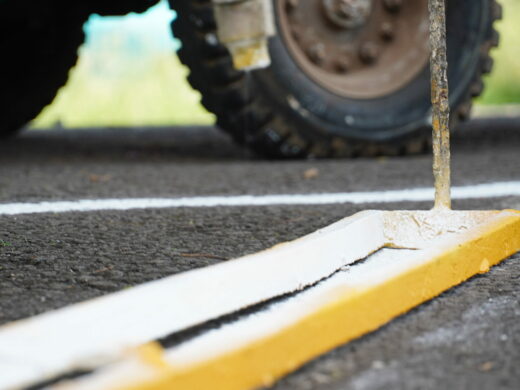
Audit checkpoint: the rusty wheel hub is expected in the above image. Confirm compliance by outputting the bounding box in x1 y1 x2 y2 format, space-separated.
322 0 373 29
278 0 430 99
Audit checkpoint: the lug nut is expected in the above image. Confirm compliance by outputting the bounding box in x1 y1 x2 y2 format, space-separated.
308 43 326 64
322 0 372 29
359 42 380 64
291 26 302 42
286 0 299 10
335 57 351 73
337 0 352 18
380 22 395 41
384 0 403 12
334 57 352 73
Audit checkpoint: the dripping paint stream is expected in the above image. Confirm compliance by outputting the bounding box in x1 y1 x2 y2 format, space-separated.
428 0 452 210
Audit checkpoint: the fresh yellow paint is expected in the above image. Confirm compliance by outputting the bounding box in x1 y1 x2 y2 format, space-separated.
105 211 520 390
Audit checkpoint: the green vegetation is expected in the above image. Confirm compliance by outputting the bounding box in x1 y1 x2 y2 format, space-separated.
0 240 12 247
34 52 214 128
33 0 519 128
33 1 214 128
478 0 520 105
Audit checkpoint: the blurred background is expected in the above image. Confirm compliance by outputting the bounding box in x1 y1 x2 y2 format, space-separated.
33 0 520 129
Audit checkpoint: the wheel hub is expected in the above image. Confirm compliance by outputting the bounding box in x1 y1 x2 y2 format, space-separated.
278 0 430 99
322 0 373 29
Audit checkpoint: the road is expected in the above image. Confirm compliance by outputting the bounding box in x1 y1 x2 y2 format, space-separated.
0 117 519 389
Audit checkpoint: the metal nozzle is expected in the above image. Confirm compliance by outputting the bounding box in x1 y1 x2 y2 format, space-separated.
212 0 276 71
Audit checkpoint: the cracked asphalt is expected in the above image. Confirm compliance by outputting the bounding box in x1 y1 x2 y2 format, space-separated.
0 117 519 390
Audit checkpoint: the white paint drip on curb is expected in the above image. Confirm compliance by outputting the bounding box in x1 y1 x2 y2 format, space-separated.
1 181 520 216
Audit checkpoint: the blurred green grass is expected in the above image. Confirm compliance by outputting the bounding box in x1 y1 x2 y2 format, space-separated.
34 1 214 128
34 52 214 128
478 0 520 105
33 0 519 129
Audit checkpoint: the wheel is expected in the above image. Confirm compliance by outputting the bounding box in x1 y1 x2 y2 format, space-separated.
0 1 87 138
171 0 501 158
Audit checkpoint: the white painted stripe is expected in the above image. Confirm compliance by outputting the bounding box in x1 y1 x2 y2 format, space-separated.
0 211 386 390
0 209 516 389
164 249 421 367
67 248 421 390
0 181 519 216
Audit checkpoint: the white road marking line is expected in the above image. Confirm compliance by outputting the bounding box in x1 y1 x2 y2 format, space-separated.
0 211 385 389
35 212 520 390
1 181 519 216
1 210 519 390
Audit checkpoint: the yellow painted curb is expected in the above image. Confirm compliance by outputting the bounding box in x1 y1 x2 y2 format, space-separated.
91 211 520 390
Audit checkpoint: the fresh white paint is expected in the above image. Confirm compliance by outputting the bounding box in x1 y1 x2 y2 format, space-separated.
0 211 386 390
0 181 519 216
1 209 515 390
52 208 520 390
49 238 491 390
62 249 421 390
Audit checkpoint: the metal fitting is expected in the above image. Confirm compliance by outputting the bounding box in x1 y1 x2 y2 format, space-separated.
212 0 276 70
322 0 373 30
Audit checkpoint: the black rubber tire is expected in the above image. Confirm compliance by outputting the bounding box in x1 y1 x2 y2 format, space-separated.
0 1 87 138
170 0 501 158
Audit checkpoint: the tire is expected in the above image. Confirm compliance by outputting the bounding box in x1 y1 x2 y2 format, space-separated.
0 1 87 138
170 0 501 158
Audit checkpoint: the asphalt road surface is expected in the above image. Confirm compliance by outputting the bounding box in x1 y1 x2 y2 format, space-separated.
1 117 519 390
